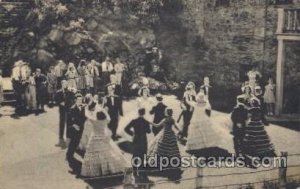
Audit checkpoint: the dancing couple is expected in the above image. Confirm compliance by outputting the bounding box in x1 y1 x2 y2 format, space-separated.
177 79 212 142
60 89 128 178
125 106 182 183
231 95 276 168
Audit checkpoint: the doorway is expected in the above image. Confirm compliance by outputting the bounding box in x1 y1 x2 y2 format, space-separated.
283 41 300 114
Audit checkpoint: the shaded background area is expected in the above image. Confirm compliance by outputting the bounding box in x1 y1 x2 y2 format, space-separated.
1 0 300 112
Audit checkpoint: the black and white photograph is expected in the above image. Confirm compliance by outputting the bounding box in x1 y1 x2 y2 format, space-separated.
0 0 300 188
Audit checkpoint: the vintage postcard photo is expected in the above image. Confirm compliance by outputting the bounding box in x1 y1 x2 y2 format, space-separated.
0 0 299 189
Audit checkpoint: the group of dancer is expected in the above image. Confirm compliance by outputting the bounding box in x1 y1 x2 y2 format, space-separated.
53 71 219 183
5 58 277 183
56 81 127 178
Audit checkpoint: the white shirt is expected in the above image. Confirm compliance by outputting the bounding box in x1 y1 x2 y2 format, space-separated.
114 63 124 73
111 96 115 106
102 61 114 72
11 66 21 80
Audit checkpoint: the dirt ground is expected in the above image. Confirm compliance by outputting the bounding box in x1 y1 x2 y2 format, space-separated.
0 95 299 189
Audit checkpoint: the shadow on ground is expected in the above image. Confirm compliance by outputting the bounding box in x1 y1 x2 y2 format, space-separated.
186 147 232 159
118 140 133 154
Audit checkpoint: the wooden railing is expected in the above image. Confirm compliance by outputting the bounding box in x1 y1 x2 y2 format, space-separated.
277 8 300 34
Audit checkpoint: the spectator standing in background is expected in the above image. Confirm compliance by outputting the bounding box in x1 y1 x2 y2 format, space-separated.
90 60 100 93
101 56 114 87
65 63 78 89
55 60 67 89
25 69 37 114
85 62 95 94
114 57 124 86
264 78 276 116
35 68 48 114
47 66 57 107
77 60 87 94
247 65 262 93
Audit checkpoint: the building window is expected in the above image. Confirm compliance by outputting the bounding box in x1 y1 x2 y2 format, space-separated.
215 0 230 7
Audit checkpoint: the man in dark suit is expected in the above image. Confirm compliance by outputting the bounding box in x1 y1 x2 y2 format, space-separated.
200 76 212 102
150 93 167 136
231 96 248 156
34 68 48 113
55 80 75 149
125 108 151 183
66 93 86 175
104 84 123 141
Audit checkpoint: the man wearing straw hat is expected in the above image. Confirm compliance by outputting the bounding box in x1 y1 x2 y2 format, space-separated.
11 60 27 114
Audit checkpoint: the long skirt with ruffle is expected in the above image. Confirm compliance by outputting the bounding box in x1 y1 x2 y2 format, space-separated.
81 135 128 177
147 127 182 178
79 120 93 151
186 118 221 152
242 121 275 158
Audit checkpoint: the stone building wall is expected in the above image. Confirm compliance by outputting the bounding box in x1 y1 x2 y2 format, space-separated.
179 0 300 82
169 0 300 111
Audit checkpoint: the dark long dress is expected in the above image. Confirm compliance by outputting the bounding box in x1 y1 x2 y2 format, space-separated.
242 107 275 158
148 117 182 179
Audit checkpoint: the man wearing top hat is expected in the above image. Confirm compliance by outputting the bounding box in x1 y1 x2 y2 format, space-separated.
104 83 123 141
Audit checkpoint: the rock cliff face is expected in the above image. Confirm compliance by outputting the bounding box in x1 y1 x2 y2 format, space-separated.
1 1 161 81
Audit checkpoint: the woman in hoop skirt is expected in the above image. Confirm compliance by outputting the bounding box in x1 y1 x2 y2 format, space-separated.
147 108 182 180
80 107 129 178
242 98 276 159
79 94 100 151
185 89 227 156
